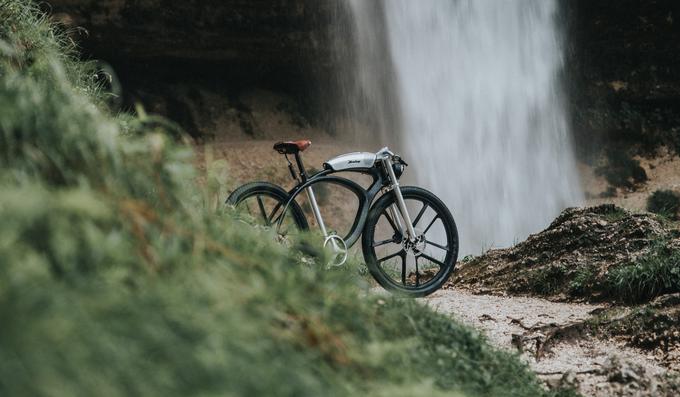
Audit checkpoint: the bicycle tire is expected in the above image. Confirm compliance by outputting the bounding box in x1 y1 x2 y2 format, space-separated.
226 182 309 231
362 186 459 297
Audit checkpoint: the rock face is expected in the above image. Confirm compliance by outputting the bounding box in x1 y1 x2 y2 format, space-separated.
45 0 349 139
569 0 680 158
47 0 338 77
46 0 680 148
451 204 679 301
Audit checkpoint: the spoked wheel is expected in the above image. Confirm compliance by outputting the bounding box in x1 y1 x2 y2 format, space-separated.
226 182 308 236
362 186 459 297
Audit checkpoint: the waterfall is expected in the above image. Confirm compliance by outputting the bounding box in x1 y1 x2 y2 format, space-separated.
341 0 583 254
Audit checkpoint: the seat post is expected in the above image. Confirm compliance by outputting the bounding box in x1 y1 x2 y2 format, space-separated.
294 153 308 182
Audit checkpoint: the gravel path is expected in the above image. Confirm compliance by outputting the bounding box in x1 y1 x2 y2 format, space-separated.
426 288 669 396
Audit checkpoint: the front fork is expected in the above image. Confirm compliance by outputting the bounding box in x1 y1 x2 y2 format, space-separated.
382 156 417 241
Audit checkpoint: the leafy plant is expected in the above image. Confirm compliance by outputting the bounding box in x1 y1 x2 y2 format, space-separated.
595 148 647 189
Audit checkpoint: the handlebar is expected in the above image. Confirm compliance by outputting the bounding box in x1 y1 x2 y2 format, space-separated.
375 147 407 166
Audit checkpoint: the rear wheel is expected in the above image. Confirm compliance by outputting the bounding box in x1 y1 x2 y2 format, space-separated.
226 182 308 235
362 186 459 297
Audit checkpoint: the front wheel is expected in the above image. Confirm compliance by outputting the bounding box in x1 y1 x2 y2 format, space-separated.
362 186 459 297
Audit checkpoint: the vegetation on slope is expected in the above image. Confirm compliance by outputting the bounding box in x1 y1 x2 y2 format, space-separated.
607 241 680 303
452 205 680 304
0 2 570 396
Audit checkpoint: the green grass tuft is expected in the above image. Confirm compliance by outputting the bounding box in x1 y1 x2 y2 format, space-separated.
606 241 680 303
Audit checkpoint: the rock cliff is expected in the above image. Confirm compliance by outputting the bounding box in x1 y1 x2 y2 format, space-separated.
46 0 680 151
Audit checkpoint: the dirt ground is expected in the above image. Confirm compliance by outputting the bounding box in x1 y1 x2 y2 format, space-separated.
427 289 676 396
581 149 680 212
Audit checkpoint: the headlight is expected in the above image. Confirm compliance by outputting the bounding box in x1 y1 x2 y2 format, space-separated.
392 163 405 179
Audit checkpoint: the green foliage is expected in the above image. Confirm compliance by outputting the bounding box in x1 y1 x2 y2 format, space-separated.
522 236 680 303
527 264 567 295
602 206 628 222
0 2 568 396
647 190 680 220
607 242 680 303
568 266 598 296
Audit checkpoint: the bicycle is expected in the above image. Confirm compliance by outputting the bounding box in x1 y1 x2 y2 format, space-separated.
226 140 459 297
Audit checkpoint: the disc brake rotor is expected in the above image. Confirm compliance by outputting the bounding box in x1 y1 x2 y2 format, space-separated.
403 232 427 256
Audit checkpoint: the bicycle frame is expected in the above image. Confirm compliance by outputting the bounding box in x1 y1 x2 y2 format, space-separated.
277 149 415 250
229 143 459 295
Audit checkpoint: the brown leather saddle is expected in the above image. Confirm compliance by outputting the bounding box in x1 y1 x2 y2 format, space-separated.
273 140 311 154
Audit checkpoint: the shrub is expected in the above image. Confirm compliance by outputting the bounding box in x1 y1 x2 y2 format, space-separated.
647 190 680 220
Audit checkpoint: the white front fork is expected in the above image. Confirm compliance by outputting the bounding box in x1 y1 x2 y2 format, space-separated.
383 156 417 241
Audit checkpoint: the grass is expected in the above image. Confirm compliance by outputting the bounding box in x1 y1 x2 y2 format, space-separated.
602 206 629 222
0 2 571 396
568 266 598 296
526 264 568 295
521 239 680 304
606 241 680 303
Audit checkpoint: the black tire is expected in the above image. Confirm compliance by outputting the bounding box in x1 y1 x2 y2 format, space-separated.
226 182 309 232
362 186 459 297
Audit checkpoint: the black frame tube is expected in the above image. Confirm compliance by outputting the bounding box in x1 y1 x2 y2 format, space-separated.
279 166 387 249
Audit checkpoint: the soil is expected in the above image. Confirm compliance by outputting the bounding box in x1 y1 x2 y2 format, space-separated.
427 289 678 396
436 201 680 396
448 204 679 300
582 150 680 212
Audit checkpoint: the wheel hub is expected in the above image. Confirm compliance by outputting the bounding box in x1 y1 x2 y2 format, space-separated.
403 234 427 256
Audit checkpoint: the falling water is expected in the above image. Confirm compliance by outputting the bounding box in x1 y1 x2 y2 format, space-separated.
342 0 583 254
